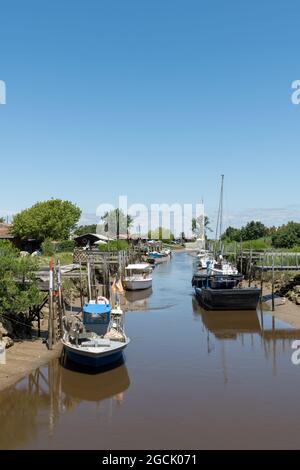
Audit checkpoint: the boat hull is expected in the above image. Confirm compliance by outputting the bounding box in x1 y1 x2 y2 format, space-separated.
124 279 152 290
63 340 130 368
195 287 260 311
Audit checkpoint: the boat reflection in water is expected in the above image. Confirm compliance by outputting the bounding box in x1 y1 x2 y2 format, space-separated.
61 358 130 403
123 287 153 312
192 297 300 382
192 298 261 340
0 359 130 450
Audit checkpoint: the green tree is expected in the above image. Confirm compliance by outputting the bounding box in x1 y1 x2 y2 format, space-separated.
74 224 97 236
98 209 134 239
148 227 174 242
272 222 300 248
0 241 42 320
241 221 268 240
0 217 5 223
222 226 242 242
12 199 81 242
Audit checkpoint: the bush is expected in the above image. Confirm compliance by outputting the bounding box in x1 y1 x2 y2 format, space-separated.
240 238 270 250
272 222 300 249
41 239 75 255
98 240 129 251
41 239 55 256
56 240 75 252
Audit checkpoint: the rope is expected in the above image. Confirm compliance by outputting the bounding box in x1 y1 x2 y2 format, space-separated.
0 313 32 328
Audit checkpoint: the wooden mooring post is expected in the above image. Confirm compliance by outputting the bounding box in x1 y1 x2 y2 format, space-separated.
272 253 275 312
248 248 253 287
56 259 64 339
48 258 54 350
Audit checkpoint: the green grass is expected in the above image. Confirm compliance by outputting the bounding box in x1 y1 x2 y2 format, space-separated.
37 251 74 266
223 237 272 252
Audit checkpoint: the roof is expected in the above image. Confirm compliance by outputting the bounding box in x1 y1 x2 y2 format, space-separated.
74 233 113 242
126 263 152 270
0 223 14 238
129 234 149 240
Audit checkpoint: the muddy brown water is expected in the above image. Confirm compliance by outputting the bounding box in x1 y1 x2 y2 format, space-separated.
1 252 300 450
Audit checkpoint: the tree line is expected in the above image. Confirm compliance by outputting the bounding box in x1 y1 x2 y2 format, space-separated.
222 221 300 249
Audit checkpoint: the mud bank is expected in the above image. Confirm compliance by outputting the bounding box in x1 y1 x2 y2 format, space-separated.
0 339 62 392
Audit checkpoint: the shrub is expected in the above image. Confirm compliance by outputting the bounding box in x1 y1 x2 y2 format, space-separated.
56 240 75 252
98 240 129 251
272 222 300 249
41 238 55 256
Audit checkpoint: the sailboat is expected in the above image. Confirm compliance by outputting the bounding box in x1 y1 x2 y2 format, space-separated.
192 175 260 310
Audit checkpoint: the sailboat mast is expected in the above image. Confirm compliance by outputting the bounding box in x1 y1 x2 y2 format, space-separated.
215 174 225 241
220 174 224 239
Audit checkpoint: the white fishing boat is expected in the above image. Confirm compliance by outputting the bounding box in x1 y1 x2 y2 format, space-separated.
62 306 130 368
123 263 153 290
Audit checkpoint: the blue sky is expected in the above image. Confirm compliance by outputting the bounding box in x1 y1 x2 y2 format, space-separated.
1 0 300 230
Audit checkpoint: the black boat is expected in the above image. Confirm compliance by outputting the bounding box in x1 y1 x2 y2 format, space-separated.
192 273 260 311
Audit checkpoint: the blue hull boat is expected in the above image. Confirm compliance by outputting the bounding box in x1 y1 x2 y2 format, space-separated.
148 252 164 259
64 340 129 368
62 305 130 369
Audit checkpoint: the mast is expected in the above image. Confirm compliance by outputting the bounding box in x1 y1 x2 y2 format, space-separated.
215 174 224 241
220 174 224 239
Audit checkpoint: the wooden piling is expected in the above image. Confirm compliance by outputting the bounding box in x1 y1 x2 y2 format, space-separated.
272 253 275 312
248 248 253 287
79 262 84 309
48 258 54 350
240 241 243 275
57 260 64 339
87 260 92 301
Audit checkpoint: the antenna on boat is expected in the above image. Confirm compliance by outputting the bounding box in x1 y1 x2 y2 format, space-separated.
215 174 224 242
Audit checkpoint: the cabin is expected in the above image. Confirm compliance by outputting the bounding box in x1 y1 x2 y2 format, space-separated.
74 233 113 248
0 223 40 253
0 223 15 242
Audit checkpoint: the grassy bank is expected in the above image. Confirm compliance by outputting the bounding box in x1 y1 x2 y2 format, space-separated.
37 251 74 266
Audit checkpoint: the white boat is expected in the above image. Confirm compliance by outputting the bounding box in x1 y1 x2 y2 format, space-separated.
197 250 216 269
123 263 153 290
62 306 130 368
208 260 239 276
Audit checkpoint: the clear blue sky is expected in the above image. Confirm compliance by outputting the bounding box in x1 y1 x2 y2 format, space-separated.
1 0 300 228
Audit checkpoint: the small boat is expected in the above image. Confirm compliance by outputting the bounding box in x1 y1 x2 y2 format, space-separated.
192 273 260 311
161 249 171 256
197 250 216 269
62 305 130 368
208 259 239 276
148 251 164 259
123 263 153 290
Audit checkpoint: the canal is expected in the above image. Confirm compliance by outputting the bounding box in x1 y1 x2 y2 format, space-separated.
1 252 300 449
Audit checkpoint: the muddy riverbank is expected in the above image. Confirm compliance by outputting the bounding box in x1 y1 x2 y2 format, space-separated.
0 339 62 392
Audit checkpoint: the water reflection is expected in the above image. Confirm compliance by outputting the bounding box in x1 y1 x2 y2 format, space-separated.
122 288 153 311
61 360 130 402
192 297 300 342
192 296 300 383
0 360 130 449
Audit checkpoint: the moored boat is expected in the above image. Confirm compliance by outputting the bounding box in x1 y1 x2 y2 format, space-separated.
123 263 153 290
62 306 130 368
192 273 260 311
